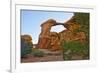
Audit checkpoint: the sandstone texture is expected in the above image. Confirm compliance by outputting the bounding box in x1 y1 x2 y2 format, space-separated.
36 16 87 51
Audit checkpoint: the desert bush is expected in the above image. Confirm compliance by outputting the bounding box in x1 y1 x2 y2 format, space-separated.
31 49 45 57
21 39 33 58
61 41 89 60
74 13 89 38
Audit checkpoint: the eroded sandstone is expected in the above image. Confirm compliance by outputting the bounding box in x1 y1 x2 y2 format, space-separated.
36 16 86 51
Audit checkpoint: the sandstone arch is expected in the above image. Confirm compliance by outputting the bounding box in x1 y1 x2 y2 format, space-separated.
36 19 65 50
36 17 86 51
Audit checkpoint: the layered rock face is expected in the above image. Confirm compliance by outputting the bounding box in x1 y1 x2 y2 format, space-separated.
36 19 56 49
36 16 86 51
59 16 86 43
21 35 33 43
49 32 61 51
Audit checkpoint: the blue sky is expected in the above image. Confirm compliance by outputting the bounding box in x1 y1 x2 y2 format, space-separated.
21 10 74 44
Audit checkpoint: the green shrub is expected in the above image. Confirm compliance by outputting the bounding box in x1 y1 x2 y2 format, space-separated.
31 49 45 57
21 39 33 58
61 41 89 60
74 13 89 38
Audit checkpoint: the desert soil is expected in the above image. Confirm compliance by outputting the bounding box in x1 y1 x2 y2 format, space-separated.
21 49 64 63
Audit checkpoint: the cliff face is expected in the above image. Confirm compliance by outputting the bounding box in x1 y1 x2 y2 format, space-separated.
36 19 56 49
59 15 87 43
36 13 89 51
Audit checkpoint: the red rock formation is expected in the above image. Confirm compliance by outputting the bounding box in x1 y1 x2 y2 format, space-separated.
59 30 86 43
36 16 86 51
74 32 86 42
21 35 33 43
36 19 56 49
64 16 81 31
50 32 61 51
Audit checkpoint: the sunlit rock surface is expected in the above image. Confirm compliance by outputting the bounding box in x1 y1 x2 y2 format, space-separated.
36 16 87 51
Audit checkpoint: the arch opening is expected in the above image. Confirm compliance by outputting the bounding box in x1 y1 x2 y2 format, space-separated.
50 25 66 33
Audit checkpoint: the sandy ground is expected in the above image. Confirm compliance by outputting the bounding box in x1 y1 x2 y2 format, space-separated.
21 49 64 63
21 55 63 63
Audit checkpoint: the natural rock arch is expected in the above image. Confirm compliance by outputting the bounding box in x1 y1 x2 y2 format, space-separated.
36 17 86 51
36 19 66 50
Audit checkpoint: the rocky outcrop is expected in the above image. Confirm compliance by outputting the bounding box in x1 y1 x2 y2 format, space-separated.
59 30 86 43
49 32 61 51
64 16 81 31
36 19 56 49
21 35 33 57
36 16 87 51
21 35 33 43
